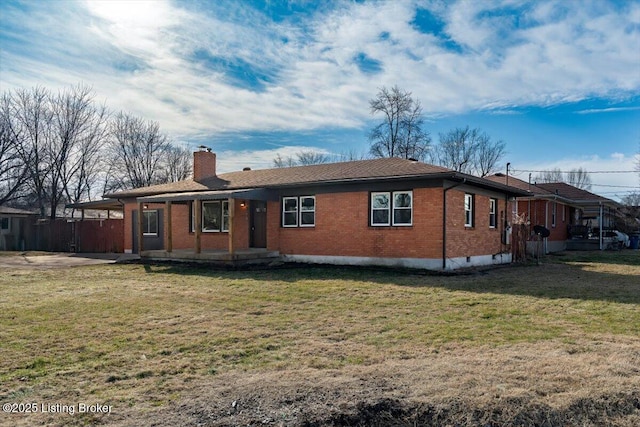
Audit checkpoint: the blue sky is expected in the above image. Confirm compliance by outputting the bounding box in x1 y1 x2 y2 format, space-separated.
1 0 639 199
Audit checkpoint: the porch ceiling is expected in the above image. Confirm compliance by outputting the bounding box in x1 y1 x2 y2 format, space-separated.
136 188 278 203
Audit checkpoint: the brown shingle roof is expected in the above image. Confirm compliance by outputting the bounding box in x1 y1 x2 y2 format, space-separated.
536 182 615 204
485 174 553 196
105 158 453 198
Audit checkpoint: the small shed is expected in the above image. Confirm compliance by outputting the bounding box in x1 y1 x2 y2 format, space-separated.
0 206 37 251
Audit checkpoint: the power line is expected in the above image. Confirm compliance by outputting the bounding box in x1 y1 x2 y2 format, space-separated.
591 183 640 188
511 169 636 174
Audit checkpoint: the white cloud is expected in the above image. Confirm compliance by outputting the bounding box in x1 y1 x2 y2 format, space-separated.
1 0 638 139
216 146 333 173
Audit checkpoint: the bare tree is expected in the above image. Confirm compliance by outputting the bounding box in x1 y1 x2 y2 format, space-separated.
296 150 330 166
273 153 297 168
162 145 193 182
49 85 109 217
106 112 170 191
432 126 506 176
535 168 564 184
10 87 53 217
535 167 592 190
475 133 506 177
433 127 479 174
565 167 592 191
368 86 430 161
0 93 29 205
273 150 329 168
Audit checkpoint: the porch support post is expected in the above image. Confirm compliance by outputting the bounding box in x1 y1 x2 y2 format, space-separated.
194 199 201 254
599 203 603 251
228 198 235 257
137 201 144 254
165 201 172 253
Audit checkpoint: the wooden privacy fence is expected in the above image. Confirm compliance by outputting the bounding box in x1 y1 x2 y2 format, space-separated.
27 219 123 253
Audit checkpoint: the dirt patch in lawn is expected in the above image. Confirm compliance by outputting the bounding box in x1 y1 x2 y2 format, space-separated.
113 338 640 427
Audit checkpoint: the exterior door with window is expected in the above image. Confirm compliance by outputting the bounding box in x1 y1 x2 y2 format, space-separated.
132 209 163 253
250 201 267 248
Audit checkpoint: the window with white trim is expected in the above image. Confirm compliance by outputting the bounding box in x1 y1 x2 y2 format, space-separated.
464 194 474 228
189 201 196 232
282 196 315 227
202 200 229 232
393 191 412 225
282 197 298 227
300 196 315 227
371 192 390 226
551 201 557 228
142 210 158 236
222 201 230 231
371 191 413 226
489 198 497 228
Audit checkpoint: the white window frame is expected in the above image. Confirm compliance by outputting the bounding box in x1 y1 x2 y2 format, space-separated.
282 197 298 227
371 191 413 227
551 201 557 228
464 194 474 228
221 200 229 232
299 196 316 227
202 201 222 233
489 198 497 229
142 210 158 236
190 201 196 233
371 192 391 226
392 191 413 226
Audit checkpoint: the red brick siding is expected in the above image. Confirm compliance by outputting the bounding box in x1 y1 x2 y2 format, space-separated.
267 188 442 258
514 199 569 242
123 188 508 260
193 151 216 181
446 190 505 258
123 199 250 252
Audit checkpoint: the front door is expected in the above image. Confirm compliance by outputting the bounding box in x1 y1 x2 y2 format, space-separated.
250 201 267 248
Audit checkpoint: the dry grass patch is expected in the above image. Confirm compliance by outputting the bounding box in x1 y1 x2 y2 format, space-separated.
0 250 638 426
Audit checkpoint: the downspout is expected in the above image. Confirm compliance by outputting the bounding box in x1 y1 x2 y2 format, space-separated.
544 201 549 254
599 202 603 251
443 178 466 270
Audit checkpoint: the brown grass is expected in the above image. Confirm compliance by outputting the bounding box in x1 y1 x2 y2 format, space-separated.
0 250 638 426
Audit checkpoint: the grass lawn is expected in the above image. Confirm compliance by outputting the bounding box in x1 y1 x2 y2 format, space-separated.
0 251 639 426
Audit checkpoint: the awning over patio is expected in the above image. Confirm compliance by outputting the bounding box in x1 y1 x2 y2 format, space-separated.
136 188 277 203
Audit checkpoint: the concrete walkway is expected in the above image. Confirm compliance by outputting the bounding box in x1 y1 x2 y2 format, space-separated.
0 252 139 269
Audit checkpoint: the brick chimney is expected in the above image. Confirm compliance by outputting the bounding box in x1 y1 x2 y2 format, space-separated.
193 148 216 181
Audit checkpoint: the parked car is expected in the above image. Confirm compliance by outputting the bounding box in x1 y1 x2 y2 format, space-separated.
603 230 630 248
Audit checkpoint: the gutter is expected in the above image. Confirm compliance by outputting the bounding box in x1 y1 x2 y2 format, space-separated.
443 178 466 270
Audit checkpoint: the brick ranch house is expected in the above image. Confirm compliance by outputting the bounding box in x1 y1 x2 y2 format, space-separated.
487 174 620 253
103 150 529 270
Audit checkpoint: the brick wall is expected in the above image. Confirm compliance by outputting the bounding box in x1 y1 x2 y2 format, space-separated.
445 190 505 258
514 199 569 242
268 188 443 259
193 151 216 181
123 186 511 261
124 199 250 252
267 187 505 260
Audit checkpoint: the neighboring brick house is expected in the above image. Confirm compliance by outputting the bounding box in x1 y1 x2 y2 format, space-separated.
104 150 528 270
487 174 620 253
